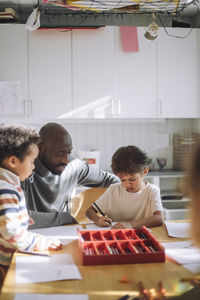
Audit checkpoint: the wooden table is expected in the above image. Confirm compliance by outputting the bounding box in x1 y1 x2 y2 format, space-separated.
1 224 194 300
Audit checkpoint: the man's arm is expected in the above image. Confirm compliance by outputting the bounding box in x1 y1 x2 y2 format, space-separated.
28 210 77 229
76 160 119 187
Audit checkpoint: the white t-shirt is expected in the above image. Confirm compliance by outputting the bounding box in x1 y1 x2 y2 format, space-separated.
95 182 163 222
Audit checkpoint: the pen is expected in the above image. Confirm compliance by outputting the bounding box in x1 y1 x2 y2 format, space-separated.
93 202 112 225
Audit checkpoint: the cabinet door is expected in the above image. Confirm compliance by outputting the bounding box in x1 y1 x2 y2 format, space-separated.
115 27 157 118
0 24 28 117
157 28 198 118
72 27 115 118
29 29 72 120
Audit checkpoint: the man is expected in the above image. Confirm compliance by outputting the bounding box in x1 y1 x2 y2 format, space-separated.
22 123 119 229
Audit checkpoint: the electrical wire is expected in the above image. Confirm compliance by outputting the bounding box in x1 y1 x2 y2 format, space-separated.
158 0 199 38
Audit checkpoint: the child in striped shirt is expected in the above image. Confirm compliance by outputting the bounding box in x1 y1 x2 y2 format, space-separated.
0 125 62 288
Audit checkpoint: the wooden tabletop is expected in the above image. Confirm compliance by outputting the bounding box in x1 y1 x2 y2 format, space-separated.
1 223 194 300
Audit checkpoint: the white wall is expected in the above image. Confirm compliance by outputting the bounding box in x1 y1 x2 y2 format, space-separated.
32 118 195 170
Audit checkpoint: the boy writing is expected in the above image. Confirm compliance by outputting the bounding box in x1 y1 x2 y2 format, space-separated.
86 145 164 228
0 125 62 287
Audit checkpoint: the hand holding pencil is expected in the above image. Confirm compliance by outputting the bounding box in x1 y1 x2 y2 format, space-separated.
93 203 112 227
95 215 112 227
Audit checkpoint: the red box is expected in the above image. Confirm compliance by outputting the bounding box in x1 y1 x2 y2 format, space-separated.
78 226 165 265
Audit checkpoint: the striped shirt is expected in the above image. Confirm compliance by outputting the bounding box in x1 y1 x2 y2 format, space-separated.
0 167 47 266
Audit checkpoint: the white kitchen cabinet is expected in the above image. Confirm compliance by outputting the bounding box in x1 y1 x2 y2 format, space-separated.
156 28 198 118
115 27 157 118
0 24 28 118
72 27 115 118
28 29 72 121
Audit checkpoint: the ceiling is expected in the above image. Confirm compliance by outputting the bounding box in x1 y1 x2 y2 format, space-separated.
0 0 200 28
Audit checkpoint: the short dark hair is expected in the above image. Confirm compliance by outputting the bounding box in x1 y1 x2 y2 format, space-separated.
111 145 149 175
0 125 40 163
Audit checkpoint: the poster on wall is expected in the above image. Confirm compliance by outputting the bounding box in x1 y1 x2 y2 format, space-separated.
0 81 23 115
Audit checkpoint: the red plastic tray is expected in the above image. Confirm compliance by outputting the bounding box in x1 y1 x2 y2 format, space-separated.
78 226 165 265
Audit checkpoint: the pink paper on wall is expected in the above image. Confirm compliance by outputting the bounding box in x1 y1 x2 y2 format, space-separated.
120 26 139 52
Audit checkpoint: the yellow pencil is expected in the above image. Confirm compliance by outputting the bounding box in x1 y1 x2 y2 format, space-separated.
180 277 200 282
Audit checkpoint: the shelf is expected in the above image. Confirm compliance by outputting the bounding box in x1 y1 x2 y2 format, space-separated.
148 170 185 177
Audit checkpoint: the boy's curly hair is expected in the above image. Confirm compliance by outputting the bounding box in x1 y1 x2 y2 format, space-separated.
111 145 150 175
0 125 40 163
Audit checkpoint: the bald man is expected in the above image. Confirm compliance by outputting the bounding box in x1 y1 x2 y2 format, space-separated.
22 123 119 229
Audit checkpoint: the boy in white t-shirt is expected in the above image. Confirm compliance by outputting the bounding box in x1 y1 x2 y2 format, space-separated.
86 145 164 228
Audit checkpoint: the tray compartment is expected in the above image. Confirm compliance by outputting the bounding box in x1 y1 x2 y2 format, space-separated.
102 230 115 241
113 230 127 240
91 231 103 241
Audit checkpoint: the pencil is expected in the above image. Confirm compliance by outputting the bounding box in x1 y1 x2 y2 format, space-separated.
180 277 200 282
18 250 50 257
93 203 112 225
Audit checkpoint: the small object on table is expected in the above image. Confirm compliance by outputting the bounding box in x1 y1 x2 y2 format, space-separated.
119 275 130 283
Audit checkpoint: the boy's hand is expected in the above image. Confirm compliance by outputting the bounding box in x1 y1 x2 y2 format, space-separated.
47 239 62 251
112 222 131 229
29 217 35 225
95 216 112 227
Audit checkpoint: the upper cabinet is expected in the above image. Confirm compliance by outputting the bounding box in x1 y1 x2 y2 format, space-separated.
114 27 198 119
0 25 28 117
115 27 157 118
156 28 198 118
72 27 115 118
29 29 72 121
0 25 198 121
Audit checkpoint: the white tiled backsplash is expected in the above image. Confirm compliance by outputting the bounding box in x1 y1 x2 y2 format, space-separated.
33 119 195 171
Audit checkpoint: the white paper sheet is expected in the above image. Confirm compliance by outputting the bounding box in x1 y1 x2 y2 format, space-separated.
14 294 89 300
165 221 191 238
84 223 152 233
84 222 117 230
162 240 200 273
30 225 81 245
16 253 82 284
184 263 200 273
14 295 88 300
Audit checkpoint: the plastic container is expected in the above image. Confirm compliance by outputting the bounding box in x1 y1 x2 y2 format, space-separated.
78 227 165 265
78 150 100 169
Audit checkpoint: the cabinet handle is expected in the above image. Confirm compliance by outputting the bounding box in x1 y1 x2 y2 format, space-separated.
118 100 121 115
157 99 162 116
111 100 121 116
111 100 115 116
29 99 33 117
23 100 29 117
